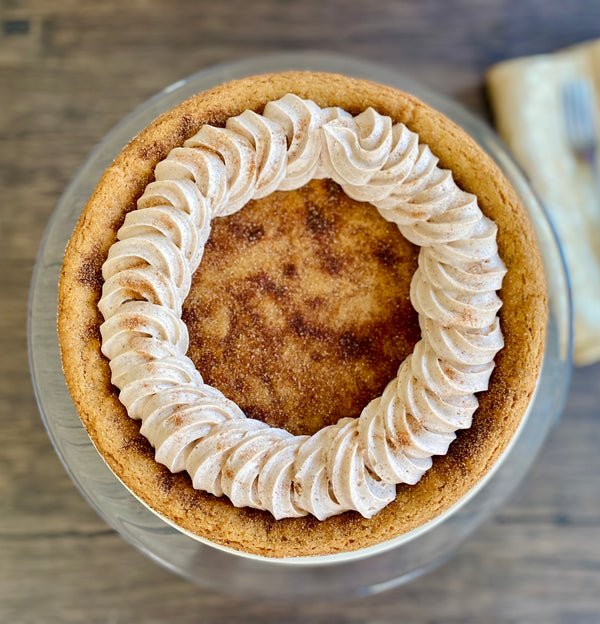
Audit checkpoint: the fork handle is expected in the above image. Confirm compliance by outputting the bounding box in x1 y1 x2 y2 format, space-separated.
577 149 600 201
590 154 600 201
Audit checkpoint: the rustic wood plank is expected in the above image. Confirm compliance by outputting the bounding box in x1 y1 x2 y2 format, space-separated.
1 0 599 622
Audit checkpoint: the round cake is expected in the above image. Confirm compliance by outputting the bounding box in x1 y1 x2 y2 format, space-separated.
58 72 546 557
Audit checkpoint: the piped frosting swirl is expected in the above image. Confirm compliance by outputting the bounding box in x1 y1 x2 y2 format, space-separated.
98 94 506 520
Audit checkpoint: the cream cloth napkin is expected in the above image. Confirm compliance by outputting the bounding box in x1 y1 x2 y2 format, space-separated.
487 40 600 366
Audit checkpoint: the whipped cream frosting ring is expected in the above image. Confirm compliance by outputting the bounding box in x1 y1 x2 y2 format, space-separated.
98 93 507 521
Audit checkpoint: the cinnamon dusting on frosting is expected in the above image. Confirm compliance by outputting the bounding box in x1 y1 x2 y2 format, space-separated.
97 95 507 520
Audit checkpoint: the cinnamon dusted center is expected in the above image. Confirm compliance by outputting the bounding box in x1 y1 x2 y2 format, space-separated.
182 179 420 436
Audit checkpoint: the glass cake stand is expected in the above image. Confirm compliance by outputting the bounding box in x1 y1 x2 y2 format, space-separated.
28 52 572 600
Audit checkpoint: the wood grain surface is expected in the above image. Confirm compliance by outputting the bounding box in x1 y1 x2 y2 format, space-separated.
1 1 599 622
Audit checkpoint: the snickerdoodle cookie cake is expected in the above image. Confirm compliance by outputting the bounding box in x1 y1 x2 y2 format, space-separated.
58 72 546 557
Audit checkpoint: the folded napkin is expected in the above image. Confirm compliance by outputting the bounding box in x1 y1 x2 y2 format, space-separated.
487 39 600 366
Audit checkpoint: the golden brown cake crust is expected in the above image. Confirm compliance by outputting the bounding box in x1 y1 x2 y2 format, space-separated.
58 72 547 557
184 178 421 437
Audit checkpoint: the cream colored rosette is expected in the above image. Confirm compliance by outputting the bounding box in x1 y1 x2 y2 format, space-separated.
98 94 506 520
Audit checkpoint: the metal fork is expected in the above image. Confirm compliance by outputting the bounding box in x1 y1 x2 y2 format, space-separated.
562 78 599 171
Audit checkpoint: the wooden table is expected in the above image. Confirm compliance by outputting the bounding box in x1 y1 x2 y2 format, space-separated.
2 1 599 622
